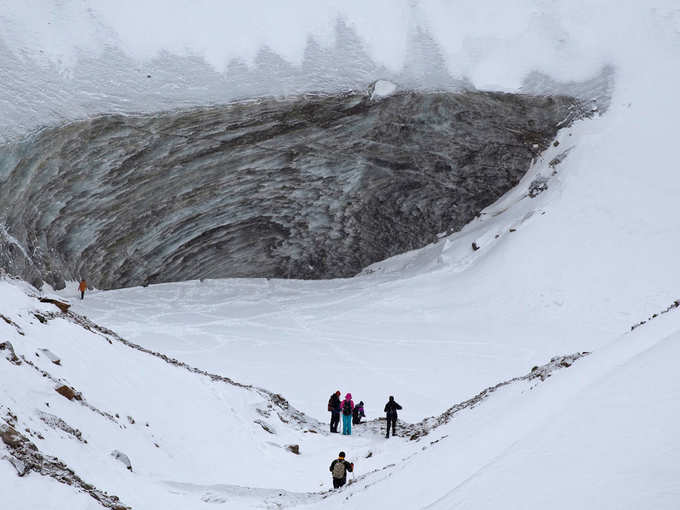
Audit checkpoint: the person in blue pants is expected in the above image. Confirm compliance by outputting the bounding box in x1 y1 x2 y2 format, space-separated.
340 393 354 435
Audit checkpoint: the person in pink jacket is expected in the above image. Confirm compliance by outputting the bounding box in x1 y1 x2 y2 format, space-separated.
340 393 354 435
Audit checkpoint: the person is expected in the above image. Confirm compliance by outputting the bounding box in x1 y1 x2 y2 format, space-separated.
340 393 354 435
329 451 353 489
352 401 365 425
78 279 87 300
328 391 341 433
384 395 402 438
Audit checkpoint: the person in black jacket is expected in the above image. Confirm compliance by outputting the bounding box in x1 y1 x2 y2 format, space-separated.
352 401 365 425
384 395 402 438
328 391 341 433
329 451 354 488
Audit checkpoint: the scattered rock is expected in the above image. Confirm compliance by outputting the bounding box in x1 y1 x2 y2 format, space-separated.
38 297 70 313
0 314 24 335
1 424 129 508
38 348 61 365
55 385 82 401
127 416 135 425
255 420 274 434
33 312 47 324
287 444 300 455
1 425 23 448
0 341 21 365
366 451 373 458
631 298 680 331
4 455 27 476
528 176 549 198
509 228 517 233
549 149 571 169
38 412 85 443
553 140 560 147
471 242 480 251
403 352 589 440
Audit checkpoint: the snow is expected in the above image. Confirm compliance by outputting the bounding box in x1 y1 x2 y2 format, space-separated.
2 0 680 508
4 273 678 509
370 79 397 99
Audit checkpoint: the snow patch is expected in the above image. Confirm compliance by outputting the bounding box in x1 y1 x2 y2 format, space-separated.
369 79 397 100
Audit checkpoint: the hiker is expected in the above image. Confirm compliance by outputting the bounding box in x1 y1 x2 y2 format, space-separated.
384 395 402 438
329 451 353 489
341 393 354 435
78 279 87 300
352 401 365 425
328 390 341 433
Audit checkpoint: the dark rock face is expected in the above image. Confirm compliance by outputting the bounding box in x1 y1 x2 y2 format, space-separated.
0 90 585 290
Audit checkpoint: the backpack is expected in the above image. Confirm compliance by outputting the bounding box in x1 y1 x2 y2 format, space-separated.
342 400 352 416
332 460 346 479
328 396 333 412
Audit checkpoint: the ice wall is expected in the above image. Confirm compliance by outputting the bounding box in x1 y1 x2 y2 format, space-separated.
0 89 586 289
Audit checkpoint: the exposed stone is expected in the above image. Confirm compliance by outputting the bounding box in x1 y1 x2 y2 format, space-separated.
38 298 71 313
528 176 549 198
287 444 300 455
38 411 85 443
0 341 21 365
38 348 61 365
55 385 82 401
1 424 129 508
403 353 589 441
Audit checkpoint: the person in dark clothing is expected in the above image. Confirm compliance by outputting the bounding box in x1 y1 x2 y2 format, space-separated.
384 395 402 438
328 391 341 433
352 401 365 425
329 451 353 488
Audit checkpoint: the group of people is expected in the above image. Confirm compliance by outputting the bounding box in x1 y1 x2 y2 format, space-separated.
328 391 402 438
328 392 403 488
327 391 366 435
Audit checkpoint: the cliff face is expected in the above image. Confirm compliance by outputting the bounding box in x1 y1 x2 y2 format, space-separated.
0 90 585 290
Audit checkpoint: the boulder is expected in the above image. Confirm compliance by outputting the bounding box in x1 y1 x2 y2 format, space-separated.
55 385 82 401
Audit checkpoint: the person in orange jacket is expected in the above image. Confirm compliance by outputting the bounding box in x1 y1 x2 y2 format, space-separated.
78 279 87 300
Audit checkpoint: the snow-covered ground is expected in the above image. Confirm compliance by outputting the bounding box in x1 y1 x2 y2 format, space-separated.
3 0 680 508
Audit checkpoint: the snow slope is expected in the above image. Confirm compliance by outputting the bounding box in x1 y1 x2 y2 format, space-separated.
4 275 679 509
3 0 680 508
